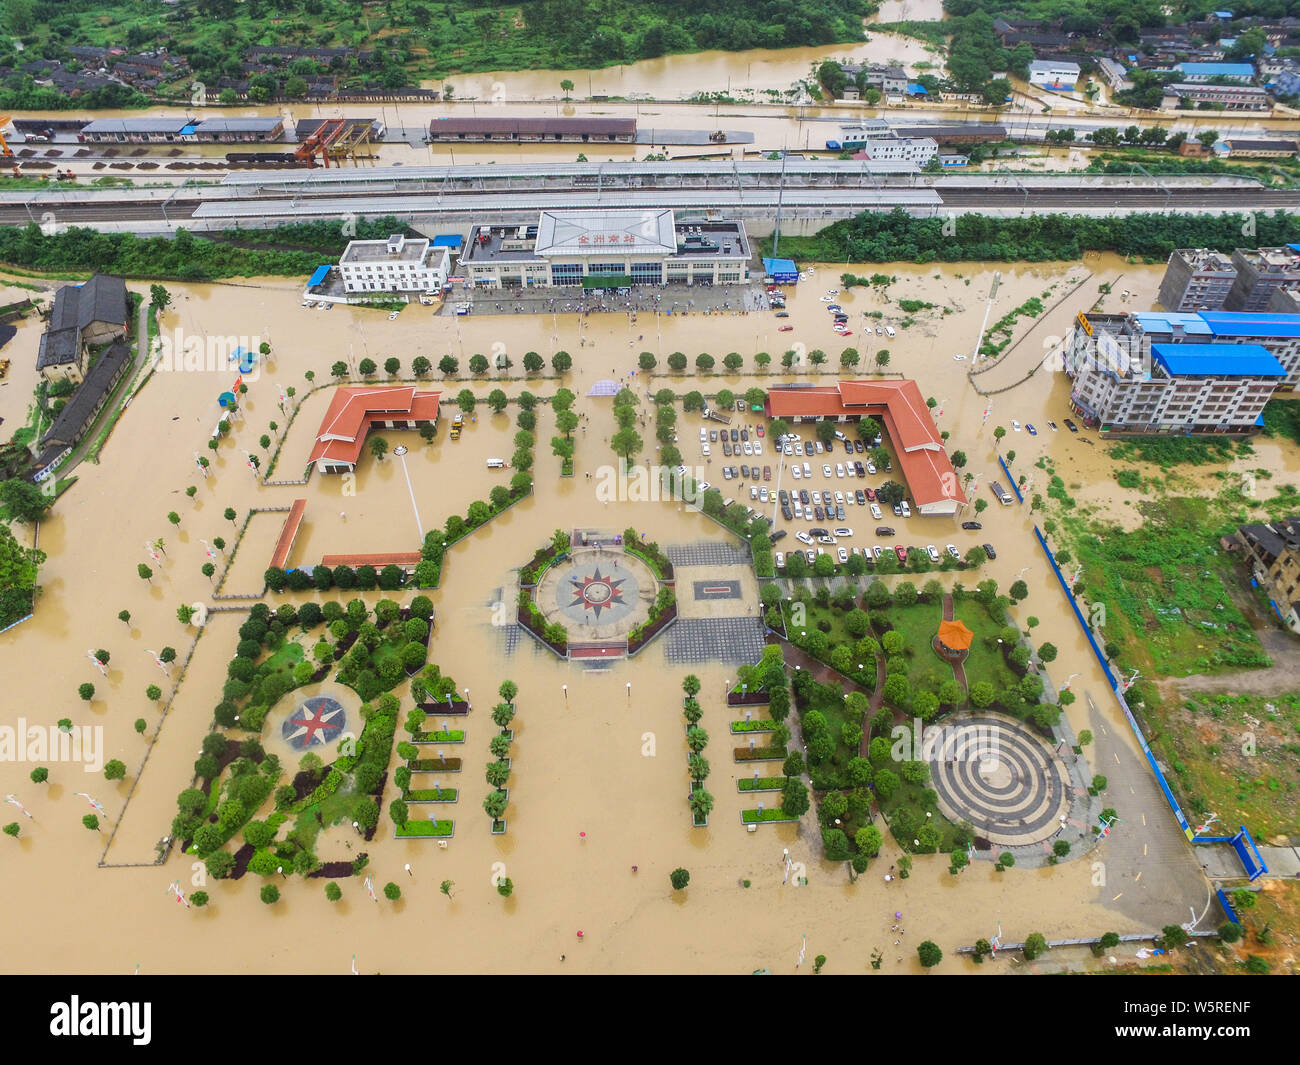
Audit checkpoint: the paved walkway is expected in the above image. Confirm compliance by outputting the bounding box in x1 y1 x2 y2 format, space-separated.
936 593 970 703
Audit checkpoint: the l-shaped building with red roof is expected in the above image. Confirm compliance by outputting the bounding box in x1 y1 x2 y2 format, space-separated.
308 385 441 474
765 380 967 516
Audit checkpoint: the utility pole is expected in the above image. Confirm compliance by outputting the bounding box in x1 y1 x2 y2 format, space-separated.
772 149 788 258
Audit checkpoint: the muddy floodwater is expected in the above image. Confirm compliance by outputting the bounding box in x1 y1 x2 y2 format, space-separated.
0 255 1259 973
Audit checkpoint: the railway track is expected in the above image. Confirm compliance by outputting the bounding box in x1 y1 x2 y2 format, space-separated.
2 183 1297 227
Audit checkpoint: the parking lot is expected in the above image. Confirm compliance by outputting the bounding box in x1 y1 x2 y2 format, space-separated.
695 414 1000 571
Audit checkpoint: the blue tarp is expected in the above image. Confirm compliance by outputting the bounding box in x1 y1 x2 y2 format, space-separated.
307 264 331 288
432 235 463 248
906 83 929 95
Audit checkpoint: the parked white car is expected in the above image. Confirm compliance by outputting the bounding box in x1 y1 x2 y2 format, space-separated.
870 503 882 520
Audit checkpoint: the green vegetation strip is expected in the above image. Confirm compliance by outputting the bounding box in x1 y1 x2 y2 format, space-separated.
741 809 800 824
738 777 785 792
395 820 455 838
769 209 1300 266
405 788 458 802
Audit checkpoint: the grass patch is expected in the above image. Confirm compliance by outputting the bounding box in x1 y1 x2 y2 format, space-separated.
1108 436 1244 469
405 788 459 802
395 819 455 838
878 782 965 854
1154 691 1300 840
738 777 786 792
742 808 800 823
1261 399 1300 447
1062 496 1271 677
413 729 464 743
731 720 776 733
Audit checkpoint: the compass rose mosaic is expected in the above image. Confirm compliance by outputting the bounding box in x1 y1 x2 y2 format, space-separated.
569 567 627 618
282 696 346 750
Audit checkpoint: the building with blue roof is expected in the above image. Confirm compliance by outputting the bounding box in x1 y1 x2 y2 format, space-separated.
763 258 799 284
1150 343 1286 377
1064 311 1294 434
1176 61 1255 82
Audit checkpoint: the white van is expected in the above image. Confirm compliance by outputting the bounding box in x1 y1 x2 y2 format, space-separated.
884 326 896 338
486 458 506 469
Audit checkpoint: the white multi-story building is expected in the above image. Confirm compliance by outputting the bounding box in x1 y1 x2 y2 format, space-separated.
825 123 938 165
457 210 751 289
1065 311 1291 433
338 235 450 294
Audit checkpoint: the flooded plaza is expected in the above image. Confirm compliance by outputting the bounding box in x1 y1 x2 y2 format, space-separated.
0 253 1267 974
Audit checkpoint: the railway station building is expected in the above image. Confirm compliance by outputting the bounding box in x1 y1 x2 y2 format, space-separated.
457 209 750 289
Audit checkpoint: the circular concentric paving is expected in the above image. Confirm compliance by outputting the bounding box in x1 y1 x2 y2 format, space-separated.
925 714 1070 847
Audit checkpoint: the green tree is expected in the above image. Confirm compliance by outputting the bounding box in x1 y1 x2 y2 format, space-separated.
384 881 401 901
782 778 810 818
917 941 942 968
0 478 54 524
670 867 690 891
261 884 280 905
78 683 94 702
552 351 572 373
103 760 126 781
1023 932 1047 960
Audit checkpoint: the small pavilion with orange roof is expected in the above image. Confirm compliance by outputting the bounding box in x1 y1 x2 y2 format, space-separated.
935 618 974 660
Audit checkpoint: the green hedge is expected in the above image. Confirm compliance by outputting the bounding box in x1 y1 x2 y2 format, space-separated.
738 777 786 792
741 808 799 823
395 819 455 837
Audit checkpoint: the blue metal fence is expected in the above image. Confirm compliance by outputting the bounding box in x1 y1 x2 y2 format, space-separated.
998 455 1024 502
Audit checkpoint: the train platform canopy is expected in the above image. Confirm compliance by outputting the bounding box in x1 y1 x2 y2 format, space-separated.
307 265 331 288
763 257 798 283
